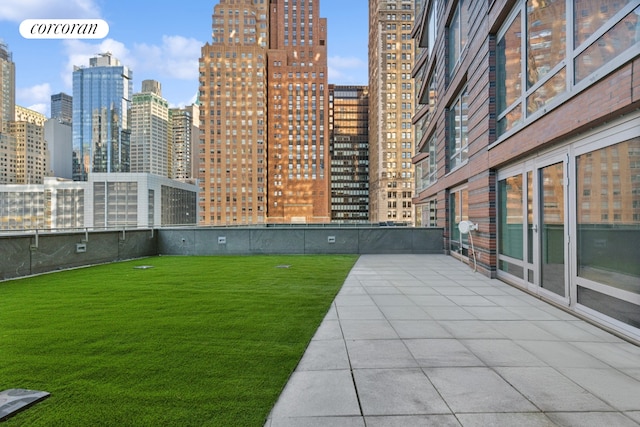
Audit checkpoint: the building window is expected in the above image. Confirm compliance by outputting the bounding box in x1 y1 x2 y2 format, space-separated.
416 132 437 192
449 186 469 254
447 0 468 76
448 85 468 170
428 0 438 59
576 137 640 292
496 1 639 137
575 4 640 83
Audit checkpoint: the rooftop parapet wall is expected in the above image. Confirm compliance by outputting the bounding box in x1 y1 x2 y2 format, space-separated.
0 227 444 281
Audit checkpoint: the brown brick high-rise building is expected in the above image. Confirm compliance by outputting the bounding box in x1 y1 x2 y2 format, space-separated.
198 0 269 225
198 0 330 225
266 0 330 224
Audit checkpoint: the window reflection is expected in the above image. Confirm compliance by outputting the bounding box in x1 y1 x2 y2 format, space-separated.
526 0 566 88
574 0 635 47
575 6 640 83
450 188 469 254
527 68 566 114
577 138 640 294
497 12 522 112
499 174 524 260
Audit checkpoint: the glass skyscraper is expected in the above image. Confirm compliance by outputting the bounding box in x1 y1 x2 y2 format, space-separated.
72 53 133 181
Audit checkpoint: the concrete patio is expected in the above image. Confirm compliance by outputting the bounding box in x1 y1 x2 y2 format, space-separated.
265 254 640 427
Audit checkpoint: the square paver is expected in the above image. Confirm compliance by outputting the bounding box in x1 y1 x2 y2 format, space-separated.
353 368 450 416
404 339 484 367
516 340 609 369
337 305 386 320
269 370 360 418
267 416 365 427
389 320 452 339
462 339 547 367
346 339 417 369
364 415 461 427
496 367 613 411
311 320 343 340
569 342 640 369
340 320 399 340
438 320 504 339
559 368 640 411
456 413 556 427
378 305 430 320
546 412 640 427
425 367 537 413
487 321 562 341
297 339 350 371
421 306 476 320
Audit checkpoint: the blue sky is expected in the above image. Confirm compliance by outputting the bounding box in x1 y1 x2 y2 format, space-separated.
0 0 368 117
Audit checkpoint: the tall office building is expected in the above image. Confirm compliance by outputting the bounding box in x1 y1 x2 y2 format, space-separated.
72 52 133 181
169 106 196 181
266 0 331 224
10 106 48 184
0 41 15 133
44 118 73 179
368 0 417 225
51 92 73 124
0 133 17 184
329 85 369 223
198 0 269 225
198 0 330 225
0 41 16 183
130 80 169 177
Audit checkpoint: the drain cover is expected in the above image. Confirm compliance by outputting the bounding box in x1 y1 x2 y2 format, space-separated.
0 389 50 421
134 265 154 269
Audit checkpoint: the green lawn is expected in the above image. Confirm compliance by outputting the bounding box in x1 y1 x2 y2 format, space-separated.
0 255 358 426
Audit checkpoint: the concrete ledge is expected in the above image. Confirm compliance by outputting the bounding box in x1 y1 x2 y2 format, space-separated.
158 227 444 256
0 227 444 281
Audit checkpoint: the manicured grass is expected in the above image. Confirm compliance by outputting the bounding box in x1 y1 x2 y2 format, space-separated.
0 255 358 426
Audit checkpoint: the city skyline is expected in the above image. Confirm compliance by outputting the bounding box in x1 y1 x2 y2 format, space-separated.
0 0 369 117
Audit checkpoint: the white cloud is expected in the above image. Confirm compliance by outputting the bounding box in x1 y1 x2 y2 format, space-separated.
170 92 199 110
17 83 52 115
61 35 202 92
0 0 102 22
328 55 368 85
61 38 132 88
132 35 202 81
26 103 48 116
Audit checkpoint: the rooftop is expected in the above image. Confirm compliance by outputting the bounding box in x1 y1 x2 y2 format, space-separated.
266 254 640 426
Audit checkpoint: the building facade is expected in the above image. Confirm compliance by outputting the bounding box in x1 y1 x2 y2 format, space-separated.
0 132 17 184
10 106 48 184
329 85 369 223
266 0 331 224
198 0 330 225
412 0 640 340
0 173 197 231
51 92 73 124
44 118 73 179
169 106 196 182
0 41 15 134
198 0 270 225
130 80 169 177
72 52 133 181
368 0 418 225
